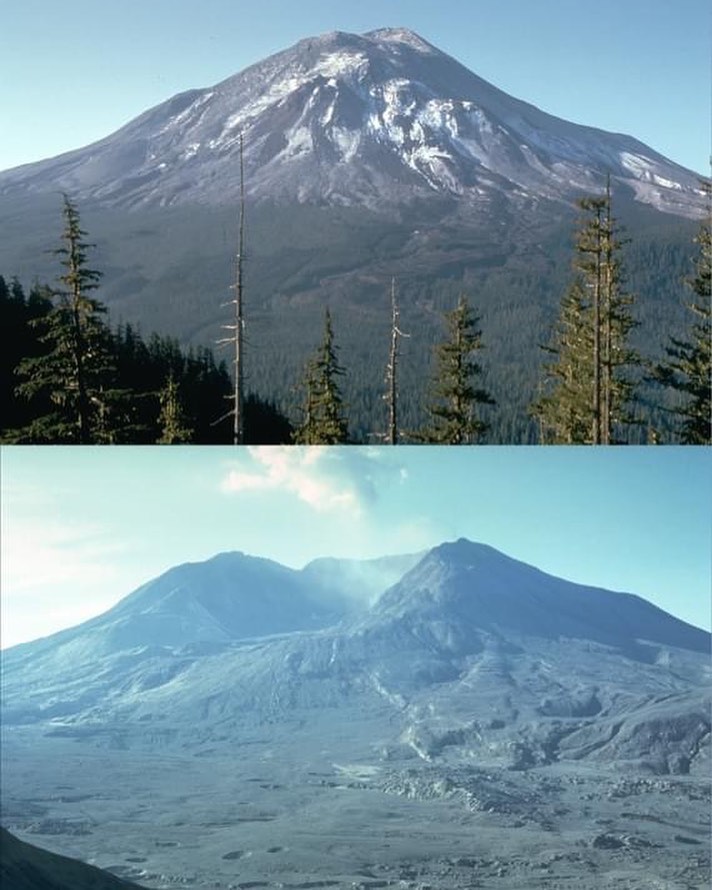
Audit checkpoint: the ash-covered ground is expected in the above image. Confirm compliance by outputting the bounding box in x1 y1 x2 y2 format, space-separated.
2 726 708 890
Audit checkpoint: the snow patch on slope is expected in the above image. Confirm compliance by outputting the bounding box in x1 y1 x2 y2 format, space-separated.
0 27 704 216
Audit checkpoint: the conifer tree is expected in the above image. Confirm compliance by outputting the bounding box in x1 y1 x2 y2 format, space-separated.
294 308 349 444
420 295 494 444
531 279 593 444
16 195 120 443
532 182 639 444
156 373 193 444
651 211 711 444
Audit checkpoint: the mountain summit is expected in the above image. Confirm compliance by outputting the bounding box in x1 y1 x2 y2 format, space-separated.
3 544 709 890
0 28 702 215
3 540 708 744
1 538 709 890
365 538 710 655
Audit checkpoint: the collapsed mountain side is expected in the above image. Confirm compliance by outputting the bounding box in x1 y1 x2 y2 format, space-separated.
3 541 708 776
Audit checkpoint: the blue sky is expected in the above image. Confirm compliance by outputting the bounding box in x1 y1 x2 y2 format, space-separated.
1 0 709 174
1 445 709 648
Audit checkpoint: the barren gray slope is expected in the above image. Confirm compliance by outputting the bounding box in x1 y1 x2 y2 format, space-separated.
3 549 418 668
2 540 709 888
0 549 413 724
3 551 337 661
364 539 709 654
0 28 702 217
2 540 708 777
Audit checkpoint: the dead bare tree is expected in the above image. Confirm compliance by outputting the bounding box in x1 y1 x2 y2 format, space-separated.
217 133 246 444
385 277 409 444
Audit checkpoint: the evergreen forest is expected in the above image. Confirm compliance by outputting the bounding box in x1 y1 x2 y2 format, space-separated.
1 192 709 445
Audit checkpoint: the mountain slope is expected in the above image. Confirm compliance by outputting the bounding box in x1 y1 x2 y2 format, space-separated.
0 551 342 723
5 549 422 667
2 540 709 890
361 539 710 655
0 549 419 724
301 550 424 609
0 29 703 442
0 828 147 890
2 540 708 775
0 28 703 217
4 551 339 663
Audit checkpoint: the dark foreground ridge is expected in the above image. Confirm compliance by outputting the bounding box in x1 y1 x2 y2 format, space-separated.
0 827 147 890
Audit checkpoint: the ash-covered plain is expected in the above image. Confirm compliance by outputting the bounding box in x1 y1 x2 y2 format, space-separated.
2 540 709 889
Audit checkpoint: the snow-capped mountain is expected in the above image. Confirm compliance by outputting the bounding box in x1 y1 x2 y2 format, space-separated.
0 28 703 216
2 540 708 775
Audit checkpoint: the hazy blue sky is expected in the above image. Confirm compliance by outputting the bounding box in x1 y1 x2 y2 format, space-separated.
1 445 709 648
1 0 709 174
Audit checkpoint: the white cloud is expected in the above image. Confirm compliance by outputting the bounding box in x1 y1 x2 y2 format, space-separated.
3 520 122 589
220 446 405 516
1 516 130 648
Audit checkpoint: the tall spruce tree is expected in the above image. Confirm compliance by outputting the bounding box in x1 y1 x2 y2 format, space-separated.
531 279 593 444
15 195 120 443
420 295 494 444
156 373 194 444
651 210 711 444
294 308 349 444
532 181 640 444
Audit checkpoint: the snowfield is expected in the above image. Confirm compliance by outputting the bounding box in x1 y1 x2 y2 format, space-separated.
0 28 704 217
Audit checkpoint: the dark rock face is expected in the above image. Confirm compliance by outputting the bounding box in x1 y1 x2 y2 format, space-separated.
0 827 146 890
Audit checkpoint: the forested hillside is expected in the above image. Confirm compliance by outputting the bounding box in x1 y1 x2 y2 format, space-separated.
0 195 708 445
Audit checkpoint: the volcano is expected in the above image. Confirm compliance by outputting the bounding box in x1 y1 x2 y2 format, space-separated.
2 540 709 888
0 28 703 217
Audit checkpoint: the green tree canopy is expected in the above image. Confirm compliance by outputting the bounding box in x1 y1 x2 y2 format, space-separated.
294 308 349 444
420 294 494 444
532 183 640 444
651 209 711 444
156 372 194 444
14 196 122 443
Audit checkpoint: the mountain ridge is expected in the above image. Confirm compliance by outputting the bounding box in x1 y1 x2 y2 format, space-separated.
2 539 709 889
366 538 709 653
0 827 147 890
0 28 704 443
4 539 707 659
0 28 703 217
3 540 708 741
